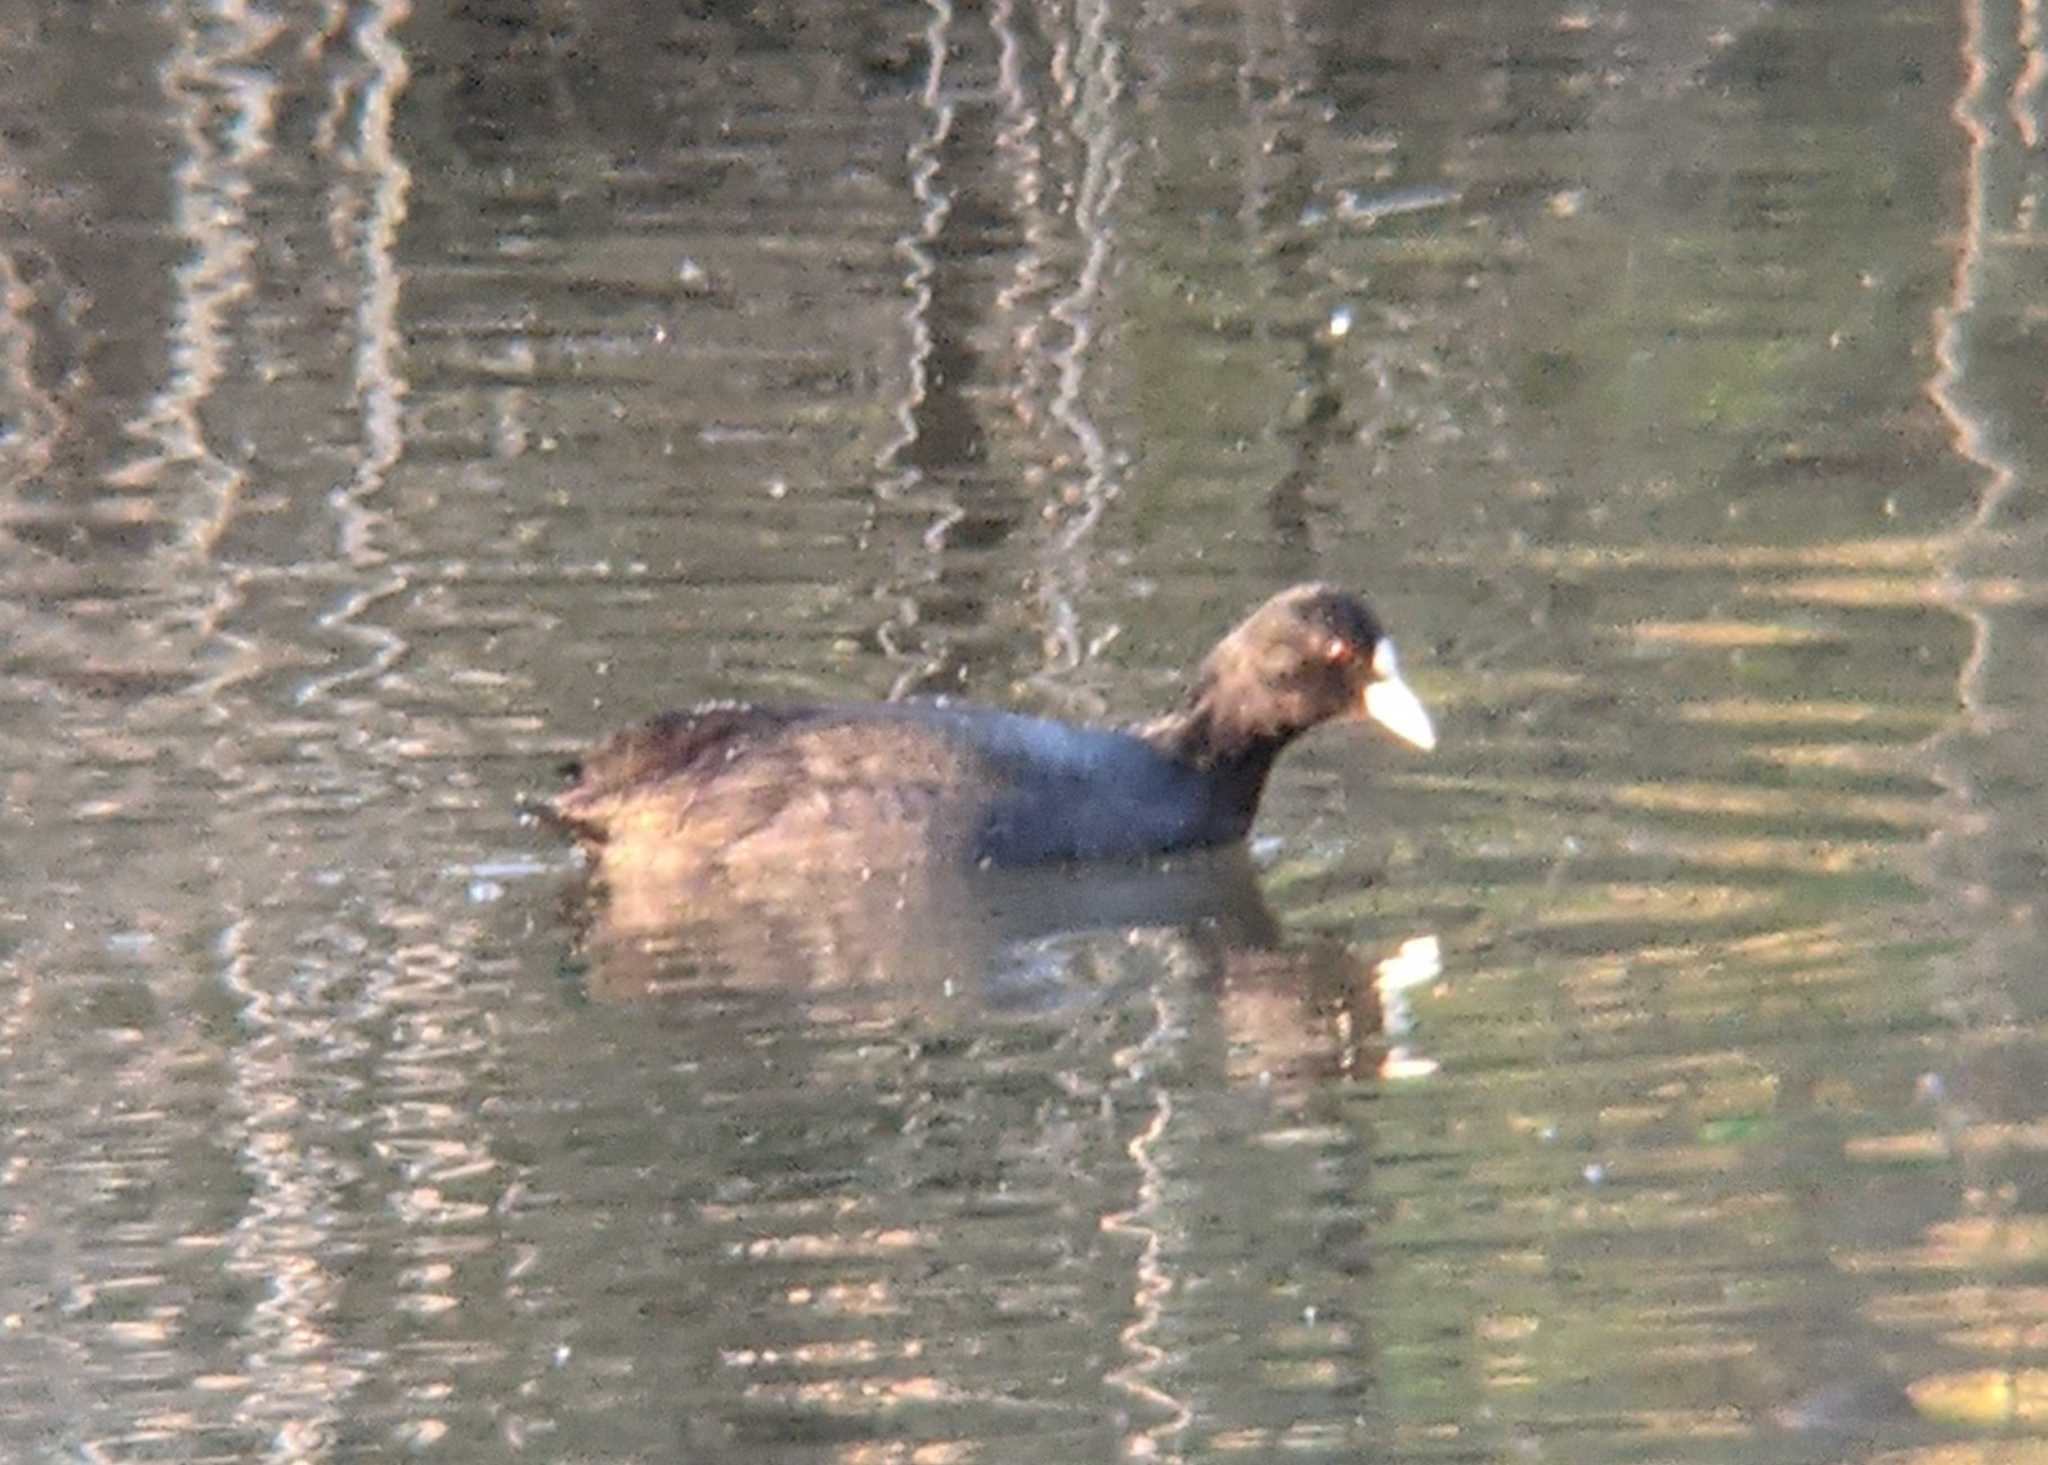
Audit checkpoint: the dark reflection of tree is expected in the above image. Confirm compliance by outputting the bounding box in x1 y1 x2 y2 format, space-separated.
1236 0 1348 581
557 843 1418 1457
874 0 1141 714
866 3 1031 702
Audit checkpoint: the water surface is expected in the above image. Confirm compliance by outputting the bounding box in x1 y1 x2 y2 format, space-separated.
1 1 2044 1459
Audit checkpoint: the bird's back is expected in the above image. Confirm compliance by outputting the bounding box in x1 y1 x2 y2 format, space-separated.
551 700 1242 877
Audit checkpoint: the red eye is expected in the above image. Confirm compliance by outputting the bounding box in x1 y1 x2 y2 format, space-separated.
1324 638 1353 664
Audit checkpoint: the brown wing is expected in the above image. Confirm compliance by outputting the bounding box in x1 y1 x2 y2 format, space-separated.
550 706 996 880
549 704 814 838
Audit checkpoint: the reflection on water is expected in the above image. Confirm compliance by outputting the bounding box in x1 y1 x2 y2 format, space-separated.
547 850 1435 1459
567 843 1433 1079
0 0 2045 1458
572 846 1277 998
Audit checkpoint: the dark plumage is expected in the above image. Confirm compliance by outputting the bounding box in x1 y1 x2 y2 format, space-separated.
552 584 1435 878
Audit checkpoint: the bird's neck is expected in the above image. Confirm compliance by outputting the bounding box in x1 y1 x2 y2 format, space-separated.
1137 685 1291 781
1135 697 1289 846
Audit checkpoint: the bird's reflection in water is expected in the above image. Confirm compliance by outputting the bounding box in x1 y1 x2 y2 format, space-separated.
566 846 1439 1084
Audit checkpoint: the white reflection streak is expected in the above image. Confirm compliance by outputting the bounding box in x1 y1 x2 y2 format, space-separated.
2014 0 2043 146
877 0 954 515
1044 0 1128 546
992 0 1048 334
1374 934 1444 1081
1025 0 1130 696
1927 0 2023 731
112 2 279 561
335 0 410 562
122 9 352 1458
1101 971 1192 1459
220 911 362 1460
1918 0 2044 1254
879 0 958 691
293 0 412 712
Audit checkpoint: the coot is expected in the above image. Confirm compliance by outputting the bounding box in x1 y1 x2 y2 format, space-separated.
552 583 1434 877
